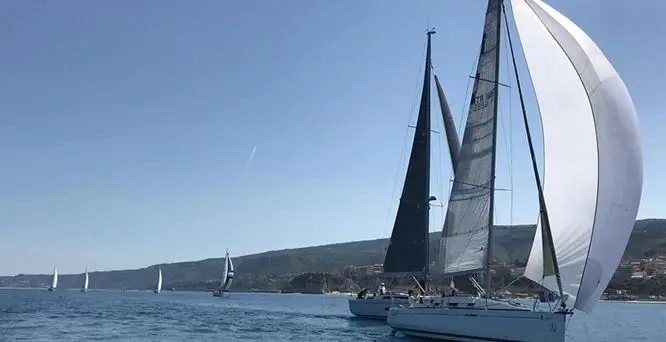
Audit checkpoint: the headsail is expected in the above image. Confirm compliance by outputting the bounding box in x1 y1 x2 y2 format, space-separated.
437 0 502 276
383 31 435 275
434 74 461 173
83 269 89 291
222 250 235 291
52 266 58 289
156 268 163 293
511 0 643 312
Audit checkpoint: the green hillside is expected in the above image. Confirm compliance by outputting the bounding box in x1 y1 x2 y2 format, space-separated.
1 219 664 290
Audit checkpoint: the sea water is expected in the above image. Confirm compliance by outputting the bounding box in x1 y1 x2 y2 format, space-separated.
0 289 663 341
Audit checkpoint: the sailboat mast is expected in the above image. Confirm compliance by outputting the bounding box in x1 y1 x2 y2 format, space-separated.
500 1 563 297
381 29 434 287
423 28 435 290
484 0 503 297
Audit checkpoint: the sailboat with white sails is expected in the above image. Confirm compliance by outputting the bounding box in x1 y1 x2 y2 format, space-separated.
81 268 89 292
213 250 235 297
348 30 462 320
154 268 163 294
47 265 58 291
387 0 643 341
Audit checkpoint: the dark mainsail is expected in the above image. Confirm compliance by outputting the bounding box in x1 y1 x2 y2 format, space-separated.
383 30 435 276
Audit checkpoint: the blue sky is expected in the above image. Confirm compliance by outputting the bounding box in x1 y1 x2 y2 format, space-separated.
0 0 663 275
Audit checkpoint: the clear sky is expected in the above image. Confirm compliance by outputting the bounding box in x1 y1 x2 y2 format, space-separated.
0 0 663 275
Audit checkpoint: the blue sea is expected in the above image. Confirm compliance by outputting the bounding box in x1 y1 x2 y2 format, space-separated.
0 289 663 341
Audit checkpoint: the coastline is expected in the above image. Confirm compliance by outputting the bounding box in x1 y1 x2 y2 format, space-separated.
601 299 666 304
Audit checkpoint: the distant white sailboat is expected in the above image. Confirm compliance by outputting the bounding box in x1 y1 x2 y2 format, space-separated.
154 268 162 294
213 250 234 297
81 268 89 292
47 265 58 291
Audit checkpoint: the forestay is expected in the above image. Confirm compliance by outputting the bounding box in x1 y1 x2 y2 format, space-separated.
511 0 643 312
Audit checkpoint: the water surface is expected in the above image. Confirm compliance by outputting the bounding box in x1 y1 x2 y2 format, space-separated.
0 289 662 341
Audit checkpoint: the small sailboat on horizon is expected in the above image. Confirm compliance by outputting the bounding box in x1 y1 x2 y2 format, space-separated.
47 265 58 291
154 268 163 294
81 268 89 292
213 250 234 297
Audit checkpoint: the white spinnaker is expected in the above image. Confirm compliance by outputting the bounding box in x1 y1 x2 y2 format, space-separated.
511 0 643 313
221 251 229 288
224 256 235 291
156 268 163 293
83 270 89 290
52 266 58 289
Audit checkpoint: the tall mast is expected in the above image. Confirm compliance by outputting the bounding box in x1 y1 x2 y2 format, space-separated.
484 0 504 299
423 29 435 290
382 29 434 286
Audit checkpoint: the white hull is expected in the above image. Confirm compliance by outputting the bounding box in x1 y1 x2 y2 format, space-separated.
348 295 410 319
387 297 568 342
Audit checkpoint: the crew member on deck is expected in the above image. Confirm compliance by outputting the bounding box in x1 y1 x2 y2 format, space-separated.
378 283 386 295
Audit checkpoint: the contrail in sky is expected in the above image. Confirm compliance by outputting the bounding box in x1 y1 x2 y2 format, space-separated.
242 146 257 176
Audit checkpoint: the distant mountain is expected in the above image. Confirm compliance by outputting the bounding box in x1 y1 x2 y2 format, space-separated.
2 219 665 290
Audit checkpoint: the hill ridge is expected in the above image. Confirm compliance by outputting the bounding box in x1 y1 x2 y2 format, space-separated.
1 218 664 290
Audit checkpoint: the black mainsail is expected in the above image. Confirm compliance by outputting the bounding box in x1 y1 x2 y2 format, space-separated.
383 30 435 278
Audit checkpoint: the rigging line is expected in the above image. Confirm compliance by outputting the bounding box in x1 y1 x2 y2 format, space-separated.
448 42 483 194
502 0 563 297
497 81 512 192
498 0 516 270
429 64 441 208
497 101 511 199
494 23 516 232
498 14 514 186
508 55 514 228
432 70 446 230
430 63 448 225
383 37 429 239
442 44 485 240
430 63 455 222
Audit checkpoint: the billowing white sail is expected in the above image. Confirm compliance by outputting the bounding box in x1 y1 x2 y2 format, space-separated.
51 266 58 289
222 250 234 291
155 268 163 293
83 269 89 291
511 0 643 312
